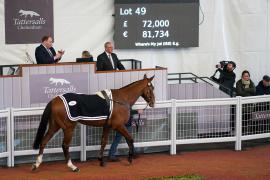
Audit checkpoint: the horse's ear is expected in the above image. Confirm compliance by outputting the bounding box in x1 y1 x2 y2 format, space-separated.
143 74 147 79
149 75 155 82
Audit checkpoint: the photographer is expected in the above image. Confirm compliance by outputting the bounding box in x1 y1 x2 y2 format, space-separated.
211 61 236 97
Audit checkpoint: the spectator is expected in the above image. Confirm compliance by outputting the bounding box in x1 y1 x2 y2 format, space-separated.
81 50 92 58
236 70 256 97
97 42 125 71
255 75 270 133
236 70 256 134
256 75 270 95
211 61 236 97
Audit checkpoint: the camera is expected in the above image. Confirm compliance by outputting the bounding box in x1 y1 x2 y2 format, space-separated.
211 60 236 82
215 61 236 69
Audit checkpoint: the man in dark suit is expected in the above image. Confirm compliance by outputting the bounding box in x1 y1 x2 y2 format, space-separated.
96 42 125 71
35 36 65 64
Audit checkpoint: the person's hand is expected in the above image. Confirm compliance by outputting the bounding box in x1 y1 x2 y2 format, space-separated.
58 49 65 56
55 53 62 60
137 109 144 114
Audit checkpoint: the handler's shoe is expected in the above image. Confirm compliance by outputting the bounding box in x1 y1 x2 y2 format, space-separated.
108 156 120 162
133 154 139 159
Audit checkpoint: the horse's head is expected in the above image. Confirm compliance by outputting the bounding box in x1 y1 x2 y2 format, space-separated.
141 74 155 107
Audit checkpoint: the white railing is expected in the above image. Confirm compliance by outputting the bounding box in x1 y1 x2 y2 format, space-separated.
0 109 11 166
0 95 270 166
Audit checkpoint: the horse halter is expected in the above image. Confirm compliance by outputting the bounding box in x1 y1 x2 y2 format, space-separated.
142 82 154 109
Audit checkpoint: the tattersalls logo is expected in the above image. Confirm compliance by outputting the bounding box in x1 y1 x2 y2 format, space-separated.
44 77 76 99
29 73 88 104
5 0 54 44
49 78 71 86
13 9 46 30
19 10 40 18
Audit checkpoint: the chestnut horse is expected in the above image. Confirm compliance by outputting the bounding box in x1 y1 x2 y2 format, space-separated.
32 74 155 172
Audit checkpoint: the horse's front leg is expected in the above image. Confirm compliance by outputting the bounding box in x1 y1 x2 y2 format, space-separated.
98 125 110 167
115 125 134 164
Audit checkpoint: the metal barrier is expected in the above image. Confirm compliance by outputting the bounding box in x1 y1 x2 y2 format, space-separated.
10 107 83 166
0 109 11 167
1 96 270 166
174 98 238 152
84 101 172 160
240 96 270 145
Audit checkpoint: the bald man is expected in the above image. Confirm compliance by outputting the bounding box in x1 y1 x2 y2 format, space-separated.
96 42 125 71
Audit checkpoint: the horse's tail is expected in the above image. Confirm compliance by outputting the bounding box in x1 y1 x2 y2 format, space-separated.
33 101 52 150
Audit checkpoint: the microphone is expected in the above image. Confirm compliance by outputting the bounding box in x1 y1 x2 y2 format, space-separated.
25 52 35 64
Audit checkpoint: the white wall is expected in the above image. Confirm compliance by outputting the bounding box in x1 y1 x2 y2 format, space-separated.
0 0 270 84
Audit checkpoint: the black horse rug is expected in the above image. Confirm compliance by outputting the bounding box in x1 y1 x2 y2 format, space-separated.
59 90 113 121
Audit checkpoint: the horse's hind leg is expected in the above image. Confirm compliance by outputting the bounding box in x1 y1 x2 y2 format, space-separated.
98 125 110 167
62 126 79 172
115 125 134 164
32 122 60 171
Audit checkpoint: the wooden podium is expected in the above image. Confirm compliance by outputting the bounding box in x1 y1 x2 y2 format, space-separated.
0 62 167 109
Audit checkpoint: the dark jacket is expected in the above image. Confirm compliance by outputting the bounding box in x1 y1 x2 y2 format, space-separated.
96 52 125 71
235 79 256 97
211 68 236 96
35 44 58 64
256 80 270 95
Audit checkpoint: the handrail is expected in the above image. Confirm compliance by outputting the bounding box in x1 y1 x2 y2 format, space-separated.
200 76 235 97
168 72 235 97
168 72 211 85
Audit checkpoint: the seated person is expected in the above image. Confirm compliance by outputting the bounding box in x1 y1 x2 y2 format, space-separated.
97 42 125 71
256 75 270 95
35 36 65 64
255 75 270 133
81 50 93 58
236 70 256 134
236 70 256 97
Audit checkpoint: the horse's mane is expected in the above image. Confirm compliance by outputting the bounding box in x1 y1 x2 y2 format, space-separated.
119 79 144 90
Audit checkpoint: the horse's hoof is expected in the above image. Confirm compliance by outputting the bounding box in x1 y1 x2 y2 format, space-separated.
128 157 133 164
31 164 37 171
100 161 106 167
72 167 80 173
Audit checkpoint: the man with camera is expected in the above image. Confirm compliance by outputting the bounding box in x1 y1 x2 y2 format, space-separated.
211 61 236 97
211 61 237 134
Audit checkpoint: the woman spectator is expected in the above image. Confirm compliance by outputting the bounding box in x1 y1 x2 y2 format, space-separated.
236 70 256 97
81 50 92 58
236 70 256 134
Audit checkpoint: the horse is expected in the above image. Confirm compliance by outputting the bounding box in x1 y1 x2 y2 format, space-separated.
32 74 155 172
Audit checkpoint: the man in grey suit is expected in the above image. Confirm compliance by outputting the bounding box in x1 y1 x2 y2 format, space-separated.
96 42 125 71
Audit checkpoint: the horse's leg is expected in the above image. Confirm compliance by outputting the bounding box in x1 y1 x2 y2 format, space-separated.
32 122 60 171
62 126 79 172
115 125 134 164
98 125 110 167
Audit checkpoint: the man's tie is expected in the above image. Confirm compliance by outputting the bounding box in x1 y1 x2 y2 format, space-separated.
108 54 115 69
47 48 53 58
